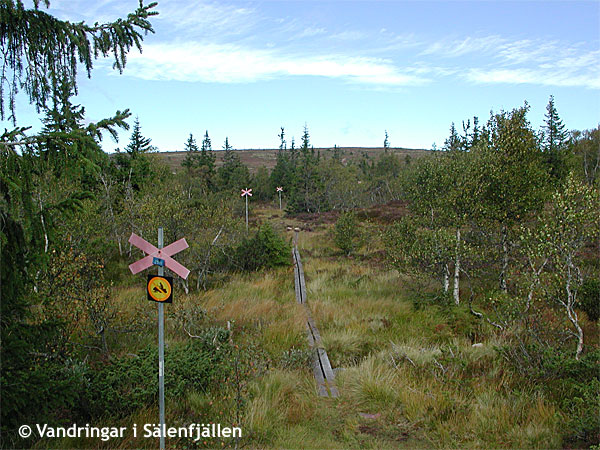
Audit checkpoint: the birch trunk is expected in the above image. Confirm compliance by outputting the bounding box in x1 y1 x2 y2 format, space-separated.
443 263 450 293
38 194 48 253
453 228 460 305
566 256 584 360
500 225 508 292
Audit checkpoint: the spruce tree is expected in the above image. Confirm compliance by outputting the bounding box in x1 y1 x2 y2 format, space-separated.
443 122 462 151
125 117 155 155
542 95 570 181
218 137 249 191
0 0 158 121
543 95 569 153
181 133 200 169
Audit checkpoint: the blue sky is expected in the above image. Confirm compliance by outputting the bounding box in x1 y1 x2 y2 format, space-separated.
4 0 599 152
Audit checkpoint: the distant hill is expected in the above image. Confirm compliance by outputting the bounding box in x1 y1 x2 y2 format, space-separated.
157 147 430 173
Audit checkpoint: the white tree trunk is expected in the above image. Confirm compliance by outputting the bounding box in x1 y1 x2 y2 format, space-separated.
453 228 460 305
443 263 450 293
566 257 584 360
500 225 508 292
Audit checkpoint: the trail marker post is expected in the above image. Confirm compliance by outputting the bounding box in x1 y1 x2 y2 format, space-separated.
276 186 283 210
128 229 189 450
241 188 252 232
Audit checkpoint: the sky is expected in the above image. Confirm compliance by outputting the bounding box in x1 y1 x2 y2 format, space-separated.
3 0 599 152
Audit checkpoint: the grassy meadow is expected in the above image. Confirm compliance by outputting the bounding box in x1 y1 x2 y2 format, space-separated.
34 205 575 449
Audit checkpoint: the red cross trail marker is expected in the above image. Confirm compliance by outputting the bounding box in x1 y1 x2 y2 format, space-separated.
241 188 252 232
128 233 190 279
276 187 283 210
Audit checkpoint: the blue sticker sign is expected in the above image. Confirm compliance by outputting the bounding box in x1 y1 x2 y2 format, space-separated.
153 257 165 267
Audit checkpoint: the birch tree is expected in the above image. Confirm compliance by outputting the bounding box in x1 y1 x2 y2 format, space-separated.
521 174 598 359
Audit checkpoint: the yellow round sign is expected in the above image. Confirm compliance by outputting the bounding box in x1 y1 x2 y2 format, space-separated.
147 276 172 302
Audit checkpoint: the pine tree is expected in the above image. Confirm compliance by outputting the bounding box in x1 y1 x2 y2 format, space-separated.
543 95 569 153
443 122 462 151
542 95 570 181
384 130 390 151
199 131 216 171
181 133 200 169
278 127 286 150
0 0 158 122
218 137 249 191
125 117 154 156
289 124 323 212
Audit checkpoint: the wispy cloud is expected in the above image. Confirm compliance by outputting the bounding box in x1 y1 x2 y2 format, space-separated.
123 42 427 86
421 34 599 89
155 1 258 39
421 35 506 57
466 67 600 89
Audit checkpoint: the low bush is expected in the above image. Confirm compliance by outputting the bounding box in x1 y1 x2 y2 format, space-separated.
233 223 290 271
579 277 599 321
82 328 231 418
333 211 361 256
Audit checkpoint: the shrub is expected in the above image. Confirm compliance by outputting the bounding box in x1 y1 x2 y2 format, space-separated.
334 211 361 256
579 277 599 321
234 223 290 271
82 329 231 418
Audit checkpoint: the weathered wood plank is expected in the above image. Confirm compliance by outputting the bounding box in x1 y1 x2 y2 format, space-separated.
317 348 339 397
306 314 322 347
312 350 329 397
295 249 307 304
293 243 340 398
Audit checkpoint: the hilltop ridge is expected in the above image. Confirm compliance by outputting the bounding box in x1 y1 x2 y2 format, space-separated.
157 146 430 172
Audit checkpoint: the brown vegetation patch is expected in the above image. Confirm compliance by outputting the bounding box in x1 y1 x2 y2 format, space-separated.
356 199 409 223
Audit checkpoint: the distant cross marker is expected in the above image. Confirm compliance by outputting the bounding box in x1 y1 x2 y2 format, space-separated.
241 188 252 232
276 186 283 210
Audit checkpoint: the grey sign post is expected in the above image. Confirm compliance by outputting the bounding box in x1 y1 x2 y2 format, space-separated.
157 227 165 450
128 230 190 450
276 186 283 210
241 188 252 232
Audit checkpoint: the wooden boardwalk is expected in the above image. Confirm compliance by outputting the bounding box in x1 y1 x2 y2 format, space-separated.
292 245 339 398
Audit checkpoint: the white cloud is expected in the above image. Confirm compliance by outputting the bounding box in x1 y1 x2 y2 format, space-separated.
123 42 427 86
466 67 600 89
422 35 506 57
155 1 257 37
420 34 599 89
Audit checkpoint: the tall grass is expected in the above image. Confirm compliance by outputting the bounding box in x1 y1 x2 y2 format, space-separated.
101 211 571 449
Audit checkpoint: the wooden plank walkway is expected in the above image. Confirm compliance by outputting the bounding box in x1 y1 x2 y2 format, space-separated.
292 244 339 398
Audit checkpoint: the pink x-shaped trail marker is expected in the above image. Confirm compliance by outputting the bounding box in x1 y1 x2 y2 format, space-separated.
241 188 253 197
128 233 190 279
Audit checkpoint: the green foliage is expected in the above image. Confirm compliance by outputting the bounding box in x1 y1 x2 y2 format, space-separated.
233 223 290 271
252 166 272 201
383 216 455 292
0 0 158 121
124 117 155 155
541 95 570 182
84 334 231 418
279 347 312 370
217 138 250 191
579 278 599 322
570 126 600 187
288 125 324 213
333 211 361 256
501 344 600 447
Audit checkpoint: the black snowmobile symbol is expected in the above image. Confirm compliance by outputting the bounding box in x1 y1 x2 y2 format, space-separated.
153 281 168 294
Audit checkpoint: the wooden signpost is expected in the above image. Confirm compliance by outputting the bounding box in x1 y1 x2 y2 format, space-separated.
241 188 252 232
129 229 189 450
276 186 283 210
